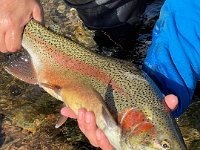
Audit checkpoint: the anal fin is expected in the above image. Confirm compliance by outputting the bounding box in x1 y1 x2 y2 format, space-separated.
55 115 68 128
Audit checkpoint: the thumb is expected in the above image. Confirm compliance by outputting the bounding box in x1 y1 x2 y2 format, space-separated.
32 3 44 23
164 94 178 111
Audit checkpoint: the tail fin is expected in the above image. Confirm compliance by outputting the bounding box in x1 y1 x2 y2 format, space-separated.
4 51 38 84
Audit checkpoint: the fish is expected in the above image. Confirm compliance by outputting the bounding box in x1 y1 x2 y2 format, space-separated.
4 19 187 150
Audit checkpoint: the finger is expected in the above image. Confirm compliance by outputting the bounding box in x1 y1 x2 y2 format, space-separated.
77 108 87 133
84 111 99 147
77 109 98 147
5 27 23 52
60 107 76 119
165 94 178 111
96 129 113 150
32 3 44 23
0 32 7 53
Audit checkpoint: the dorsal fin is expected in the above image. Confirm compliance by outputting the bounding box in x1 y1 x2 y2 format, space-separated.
4 51 38 84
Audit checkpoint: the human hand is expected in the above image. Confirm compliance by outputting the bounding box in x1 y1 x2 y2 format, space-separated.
0 0 43 53
60 94 178 150
60 107 113 150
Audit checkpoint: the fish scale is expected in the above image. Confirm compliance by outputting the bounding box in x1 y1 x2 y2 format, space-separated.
5 20 187 150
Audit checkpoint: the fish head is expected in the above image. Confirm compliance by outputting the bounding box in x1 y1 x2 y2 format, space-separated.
149 112 187 150
118 108 187 150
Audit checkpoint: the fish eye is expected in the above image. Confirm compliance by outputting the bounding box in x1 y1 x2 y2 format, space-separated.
161 140 170 149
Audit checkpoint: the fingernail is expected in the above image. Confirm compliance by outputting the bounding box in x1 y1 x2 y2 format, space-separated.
96 130 101 141
60 107 66 116
86 112 91 123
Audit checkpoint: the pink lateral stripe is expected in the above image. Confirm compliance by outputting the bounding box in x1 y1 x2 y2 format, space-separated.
25 29 128 97
52 51 128 97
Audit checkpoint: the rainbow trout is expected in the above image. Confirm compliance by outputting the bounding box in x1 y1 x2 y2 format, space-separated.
5 20 187 150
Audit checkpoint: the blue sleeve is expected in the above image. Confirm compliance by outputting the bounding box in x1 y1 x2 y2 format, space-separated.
143 0 200 117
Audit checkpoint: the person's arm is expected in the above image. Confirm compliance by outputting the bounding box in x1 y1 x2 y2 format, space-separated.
60 95 178 150
143 0 200 117
0 0 43 53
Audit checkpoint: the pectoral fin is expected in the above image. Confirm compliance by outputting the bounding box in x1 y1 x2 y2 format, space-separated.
101 101 122 150
102 105 118 129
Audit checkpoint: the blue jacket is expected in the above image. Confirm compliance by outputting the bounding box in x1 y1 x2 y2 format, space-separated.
143 0 200 117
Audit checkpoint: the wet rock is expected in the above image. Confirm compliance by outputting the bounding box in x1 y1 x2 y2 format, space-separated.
57 4 66 14
189 140 200 150
9 85 22 97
